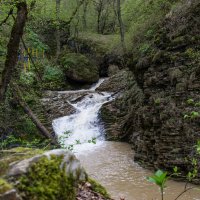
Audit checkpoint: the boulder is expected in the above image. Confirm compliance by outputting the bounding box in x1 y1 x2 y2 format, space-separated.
97 69 133 93
61 53 99 84
8 149 87 181
6 149 87 200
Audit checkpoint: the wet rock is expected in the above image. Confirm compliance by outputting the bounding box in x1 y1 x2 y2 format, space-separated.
8 155 44 177
107 65 120 77
8 149 87 182
97 69 133 93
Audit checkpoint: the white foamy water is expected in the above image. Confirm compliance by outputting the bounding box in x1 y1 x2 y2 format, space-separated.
52 79 113 152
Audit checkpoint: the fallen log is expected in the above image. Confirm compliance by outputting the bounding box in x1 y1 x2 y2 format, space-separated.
11 83 59 146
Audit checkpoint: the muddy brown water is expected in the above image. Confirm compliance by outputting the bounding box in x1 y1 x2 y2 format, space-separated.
76 142 200 200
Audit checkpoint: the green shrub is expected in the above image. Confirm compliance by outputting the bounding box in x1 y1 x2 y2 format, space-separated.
19 71 36 87
43 65 65 90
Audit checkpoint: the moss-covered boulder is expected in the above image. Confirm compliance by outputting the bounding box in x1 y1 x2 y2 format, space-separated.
5 149 86 200
60 53 99 84
0 148 111 200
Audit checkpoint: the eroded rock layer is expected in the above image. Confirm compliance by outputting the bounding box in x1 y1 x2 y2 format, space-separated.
100 0 200 179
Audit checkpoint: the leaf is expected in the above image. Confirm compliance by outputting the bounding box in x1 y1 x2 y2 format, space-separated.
173 166 178 173
147 176 157 184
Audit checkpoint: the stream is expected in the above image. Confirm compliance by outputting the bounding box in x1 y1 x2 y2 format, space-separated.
52 79 200 200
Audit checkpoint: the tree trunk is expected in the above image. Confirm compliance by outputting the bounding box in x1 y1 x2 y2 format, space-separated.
97 3 102 33
117 0 125 51
11 83 59 146
82 0 88 29
0 2 28 101
56 0 61 60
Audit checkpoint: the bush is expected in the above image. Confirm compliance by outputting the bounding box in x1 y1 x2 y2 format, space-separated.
43 65 65 90
19 71 36 87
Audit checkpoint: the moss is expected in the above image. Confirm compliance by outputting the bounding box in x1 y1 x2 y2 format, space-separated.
60 53 99 83
88 178 110 199
17 155 75 200
42 65 66 90
0 178 12 194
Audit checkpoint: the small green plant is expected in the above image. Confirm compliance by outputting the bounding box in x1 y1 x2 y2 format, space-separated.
67 144 74 151
183 111 200 120
186 98 194 105
75 140 81 145
58 132 70 144
195 102 200 107
147 170 168 200
154 98 161 106
190 111 200 119
88 137 97 144
195 140 200 154
148 141 200 200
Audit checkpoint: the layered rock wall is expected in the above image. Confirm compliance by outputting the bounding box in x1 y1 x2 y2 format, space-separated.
101 0 200 178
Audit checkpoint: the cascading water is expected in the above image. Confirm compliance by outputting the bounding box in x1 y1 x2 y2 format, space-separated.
52 79 114 152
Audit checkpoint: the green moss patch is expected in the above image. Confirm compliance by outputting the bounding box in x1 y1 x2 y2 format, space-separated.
17 155 75 200
88 178 110 199
0 178 12 194
60 53 99 84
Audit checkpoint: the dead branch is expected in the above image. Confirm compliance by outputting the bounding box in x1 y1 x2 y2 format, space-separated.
11 82 59 146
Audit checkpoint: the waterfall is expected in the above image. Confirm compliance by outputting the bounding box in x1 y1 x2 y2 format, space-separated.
52 79 113 152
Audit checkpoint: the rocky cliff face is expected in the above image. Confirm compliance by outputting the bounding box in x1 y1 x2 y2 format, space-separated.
101 0 200 178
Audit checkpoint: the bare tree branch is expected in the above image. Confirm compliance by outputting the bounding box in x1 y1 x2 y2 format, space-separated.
0 8 13 26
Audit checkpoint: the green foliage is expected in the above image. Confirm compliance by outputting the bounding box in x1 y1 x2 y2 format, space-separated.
195 140 200 154
19 71 36 87
139 43 151 54
26 27 49 51
184 111 200 120
58 132 75 151
186 98 194 105
17 156 76 200
147 170 168 189
0 133 49 149
43 65 65 90
123 0 178 52
185 48 200 60
88 137 96 144
154 98 161 106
